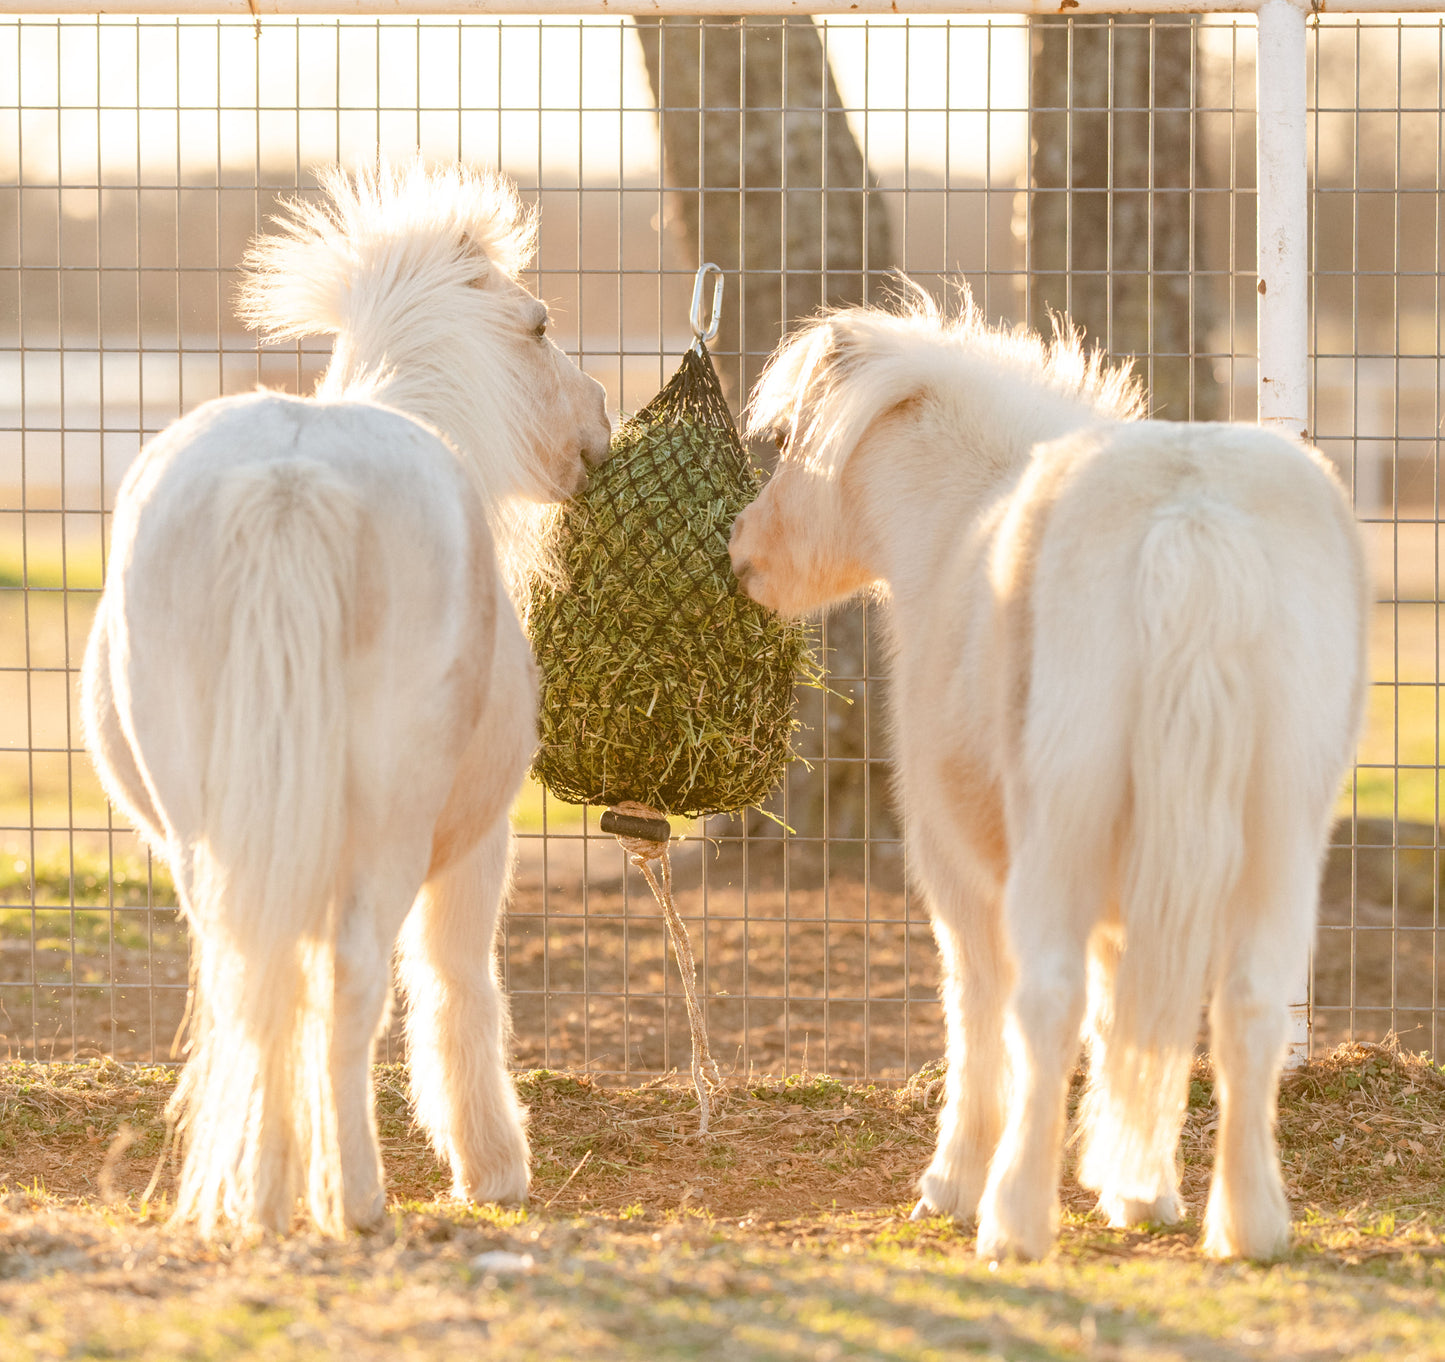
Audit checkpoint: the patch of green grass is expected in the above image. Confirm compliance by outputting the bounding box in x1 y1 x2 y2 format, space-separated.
6 1217 1433 1362
0 845 177 914
752 1073 853 1107
0 537 105 592
510 776 585 834
0 906 157 955
1347 605 1445 826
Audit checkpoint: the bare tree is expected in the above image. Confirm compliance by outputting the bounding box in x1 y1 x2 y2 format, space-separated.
634 16 897 845
1027 15 1221 420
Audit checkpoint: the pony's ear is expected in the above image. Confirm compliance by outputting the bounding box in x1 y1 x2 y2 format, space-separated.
813 309 893 385
745 319 834 455
458 232 493 287
452 174 540 280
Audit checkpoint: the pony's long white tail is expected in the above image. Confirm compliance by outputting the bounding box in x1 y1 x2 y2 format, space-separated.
1078 501 1267 1203
170 459 359 1238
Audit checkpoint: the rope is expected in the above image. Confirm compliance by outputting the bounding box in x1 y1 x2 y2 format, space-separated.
608 800 723 1135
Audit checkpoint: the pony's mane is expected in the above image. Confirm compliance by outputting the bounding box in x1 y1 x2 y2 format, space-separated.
236 158 560 602
236 159 536 342
746 282 1147 480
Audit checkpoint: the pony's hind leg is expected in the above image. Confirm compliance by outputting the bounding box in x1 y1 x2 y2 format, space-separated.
1080 927 1185 1230
397 820 529 1206
1202 817 1318 1260
1202 980 1291 1260
973 847 1093 1263
975 741 1121 1263
975 691 1125 1257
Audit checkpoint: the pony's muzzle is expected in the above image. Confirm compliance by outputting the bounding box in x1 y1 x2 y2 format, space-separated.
728 510 757 596
581 385 612 469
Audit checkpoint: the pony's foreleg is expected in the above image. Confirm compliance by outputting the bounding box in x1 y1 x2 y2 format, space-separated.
913 826 1008 1223
330 884 413 1231
397 819 529 1206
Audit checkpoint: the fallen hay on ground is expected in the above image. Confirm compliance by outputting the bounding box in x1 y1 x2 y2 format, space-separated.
1 1041 1442 1255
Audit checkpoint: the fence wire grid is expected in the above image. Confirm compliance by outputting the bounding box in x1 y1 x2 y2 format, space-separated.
1 11 1442 1076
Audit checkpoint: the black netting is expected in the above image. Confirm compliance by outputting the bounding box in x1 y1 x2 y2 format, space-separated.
528 343 812 819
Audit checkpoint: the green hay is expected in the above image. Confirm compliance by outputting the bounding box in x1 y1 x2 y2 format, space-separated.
528 346 816 819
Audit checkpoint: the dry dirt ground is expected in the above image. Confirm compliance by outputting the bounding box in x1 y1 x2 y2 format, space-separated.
1 1043 1443 1360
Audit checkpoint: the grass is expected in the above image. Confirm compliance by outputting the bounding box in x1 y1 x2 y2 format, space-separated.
0 1044 1443 1359
511 776 586 835
0 845 174 912
0 531 105 592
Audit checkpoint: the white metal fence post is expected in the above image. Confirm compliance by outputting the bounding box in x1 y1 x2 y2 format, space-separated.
1255 0 1313 1062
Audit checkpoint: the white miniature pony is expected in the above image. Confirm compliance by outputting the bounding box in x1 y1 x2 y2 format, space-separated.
730 287 1368 1261
81 161 610 1239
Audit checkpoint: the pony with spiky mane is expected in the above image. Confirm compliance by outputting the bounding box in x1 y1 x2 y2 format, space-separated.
732 284 1368 1262
237 160 587 598
754 284 1145 484
82 159 609 1240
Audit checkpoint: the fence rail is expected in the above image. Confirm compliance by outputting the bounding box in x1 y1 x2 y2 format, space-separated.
7 2 1445 15
3 5 1444 1072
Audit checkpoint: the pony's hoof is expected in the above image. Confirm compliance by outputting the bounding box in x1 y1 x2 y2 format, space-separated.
975 1189 1055 1263
345 1186 388 1233
1097 1189 1183 1229
910 1197 934 1221
974 1221 1050 1264
1201 1208 1290 1261
916 1167 983 1223
455 1163 530 1209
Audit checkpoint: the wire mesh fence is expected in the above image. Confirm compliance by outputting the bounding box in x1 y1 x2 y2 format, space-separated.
1 11 1441 1074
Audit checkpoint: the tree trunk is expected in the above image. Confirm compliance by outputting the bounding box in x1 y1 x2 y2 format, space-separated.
1027 15 1221 420
634 17 897 846
634 16 894 406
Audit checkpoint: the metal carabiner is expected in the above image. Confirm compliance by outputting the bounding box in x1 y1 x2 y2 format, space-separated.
689 262 724 350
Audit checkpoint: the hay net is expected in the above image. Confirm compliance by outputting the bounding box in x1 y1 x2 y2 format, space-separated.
528 338 811 821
